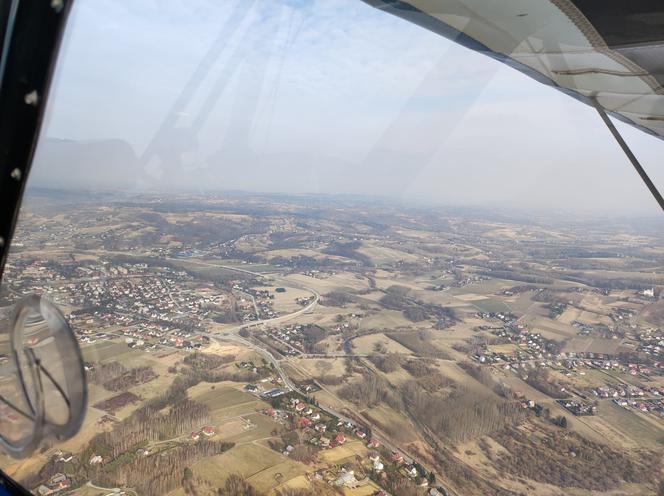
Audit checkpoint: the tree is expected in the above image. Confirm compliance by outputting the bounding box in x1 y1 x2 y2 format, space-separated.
552 415 568 428
218 473 262 496
182 467 195 496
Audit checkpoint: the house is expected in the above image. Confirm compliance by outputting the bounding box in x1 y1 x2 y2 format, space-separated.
244 384 258 393
295 403 306 412
407 466 418 478
333 470 359 489
36 485 52 496
373 460 384 471
356 430 367 439
265 408 277 418
57 452 73 463
391 452 403 463
642 288 655 298
190 432 200 441
368 438 380 448
335 433 346 445
262 388 285 399
298 417 312 428
47 474 71 493
89 454 103 465
320 437 330 448
314 423 327 432
202 426 215 437
50 475 67 485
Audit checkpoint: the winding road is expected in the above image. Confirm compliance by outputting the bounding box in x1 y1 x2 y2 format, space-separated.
77 256 449 494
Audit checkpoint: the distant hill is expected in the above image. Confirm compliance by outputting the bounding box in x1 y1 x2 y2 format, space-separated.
28 138 139 189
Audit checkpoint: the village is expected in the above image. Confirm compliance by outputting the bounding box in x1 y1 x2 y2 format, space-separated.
2 190 663 496
250 387 443 494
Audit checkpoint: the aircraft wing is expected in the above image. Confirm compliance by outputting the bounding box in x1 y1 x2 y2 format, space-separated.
363 0 664 141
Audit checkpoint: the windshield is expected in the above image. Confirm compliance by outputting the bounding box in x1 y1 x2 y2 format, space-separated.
0 1 663 495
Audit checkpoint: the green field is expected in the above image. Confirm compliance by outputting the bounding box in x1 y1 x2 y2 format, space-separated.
192 444 286 483
81 340 140 362
467 298 512 314
222 413 280 443
192 386 256 411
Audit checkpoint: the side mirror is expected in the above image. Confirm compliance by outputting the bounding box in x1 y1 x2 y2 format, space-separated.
0 295 86 457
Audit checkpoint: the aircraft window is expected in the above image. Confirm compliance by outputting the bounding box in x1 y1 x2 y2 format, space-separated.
0 1 663 495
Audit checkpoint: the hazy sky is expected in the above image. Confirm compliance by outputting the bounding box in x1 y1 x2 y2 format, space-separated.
30 0 664 216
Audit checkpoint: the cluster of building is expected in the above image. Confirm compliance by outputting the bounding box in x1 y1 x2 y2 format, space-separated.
590 384 647 399
571 321 598 337
453 274 489 287
34 474 72 496
301 269 335 279
474 317 663 382
612 396 664 414
10 259 224 335
475 311 518 324
233 286 278 321
189 425 216 441
633 327 664 359
257 392 444 495
473 326 561 370
556 399 597 416
260 324 307 356
611 307 636 321
295 295 315 306
4 258 253 356
561 354 662 376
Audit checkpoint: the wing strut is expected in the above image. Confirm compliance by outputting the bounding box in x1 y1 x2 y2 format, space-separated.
592 99 664 212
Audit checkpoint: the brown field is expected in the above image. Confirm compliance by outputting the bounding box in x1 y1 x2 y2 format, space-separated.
319 441 369 464
351 333 412 355
293 357 348 378
284 272 371 293
563 337 622 354
81 340 139 362
188 382 268 418
193 443 308 492
343 482 383 496
356 242 420 265
586 401 664 448
8 192 664 496
357 309 414 330
363 404 418 444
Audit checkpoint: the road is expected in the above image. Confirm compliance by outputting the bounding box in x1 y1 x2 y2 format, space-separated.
85 481 137 496
176 260 455 489
165 258 320 333
78 257 449 494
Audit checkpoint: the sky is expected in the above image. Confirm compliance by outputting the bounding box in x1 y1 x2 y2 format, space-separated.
28 0 664 216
